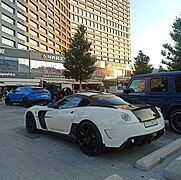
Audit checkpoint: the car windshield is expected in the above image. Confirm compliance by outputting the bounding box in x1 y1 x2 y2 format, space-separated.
92 94 129 106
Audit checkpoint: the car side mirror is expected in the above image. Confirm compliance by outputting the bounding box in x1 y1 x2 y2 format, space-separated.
123 88 133 94
48 103 59 109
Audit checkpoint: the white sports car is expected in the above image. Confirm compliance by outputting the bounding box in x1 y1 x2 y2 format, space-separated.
24 92 165 156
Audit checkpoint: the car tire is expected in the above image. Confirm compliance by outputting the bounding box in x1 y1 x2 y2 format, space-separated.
169 109 181 134
5 96 13 105
76 121 102 156
26 112 37 133
22 97 30 108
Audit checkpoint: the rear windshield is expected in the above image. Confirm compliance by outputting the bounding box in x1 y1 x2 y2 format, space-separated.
92 94 129 106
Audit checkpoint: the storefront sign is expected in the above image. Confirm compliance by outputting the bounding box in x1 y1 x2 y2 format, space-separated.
106 62 126 69
0 49 5 54
93 76 104 80
0 72 16 77
41 74 65 78
42 54 64 63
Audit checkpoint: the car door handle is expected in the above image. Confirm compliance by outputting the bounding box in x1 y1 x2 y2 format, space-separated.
70 111 74 114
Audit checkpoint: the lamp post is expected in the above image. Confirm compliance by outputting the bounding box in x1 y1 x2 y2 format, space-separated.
70 76 75 94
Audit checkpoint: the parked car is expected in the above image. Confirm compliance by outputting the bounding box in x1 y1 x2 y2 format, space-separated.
5 87 51 107
25 92 164 156
121 71 181 134
115 86 126 95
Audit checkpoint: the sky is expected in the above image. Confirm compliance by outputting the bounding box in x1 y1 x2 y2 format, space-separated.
130 0 181 68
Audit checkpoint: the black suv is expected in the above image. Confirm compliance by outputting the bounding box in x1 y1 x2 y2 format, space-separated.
121 71 181 134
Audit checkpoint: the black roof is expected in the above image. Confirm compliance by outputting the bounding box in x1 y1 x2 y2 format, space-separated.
132 71 181 78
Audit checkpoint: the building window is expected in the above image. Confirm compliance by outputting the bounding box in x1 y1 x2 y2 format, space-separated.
40 34 47 42
29 0 38 10
30 29 38 37
48 16 54 23
47 0 53 8
40 18 47 25
17 22 27 31
18 43 28 50
55 43 60 49
48 32 54 38
2 14 14 25
40 26 47 34
48 8 53 16
40 43 47 50
1 2 14 14
55 29 60 35
30 38 38 46
17 12 27 21
17 33 27 41
2 26 15 36
29 10 38 19
39 0 46 9
2 37 15 47
30 20 38 28
49 24 54 31
48 47 54 53
55 22 60 28
17 1 27 11
49 39 54 46
55 36 60 42
40 9 46 17
55 14 60 21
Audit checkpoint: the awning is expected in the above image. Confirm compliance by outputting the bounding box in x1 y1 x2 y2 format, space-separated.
0 82 6 86
0 78 40 86
4 81 39 86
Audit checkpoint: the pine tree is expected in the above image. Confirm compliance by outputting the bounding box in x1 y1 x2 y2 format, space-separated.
161 15 181 71
63 25 97 92
158 65 167 72
133 50 153 75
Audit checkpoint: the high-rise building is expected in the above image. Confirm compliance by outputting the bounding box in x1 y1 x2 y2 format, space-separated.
0 0 132 88
70 0 132 79
0 0 71 54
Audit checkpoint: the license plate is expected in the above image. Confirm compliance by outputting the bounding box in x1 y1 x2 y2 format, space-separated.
144 120 158 128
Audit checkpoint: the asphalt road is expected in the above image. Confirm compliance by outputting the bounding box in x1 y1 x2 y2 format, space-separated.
0 104 180 180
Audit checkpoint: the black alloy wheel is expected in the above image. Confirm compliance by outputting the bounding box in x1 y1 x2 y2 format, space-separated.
26 112 37 133
77 122 102 156
22 97 30 108
169 109 181 134
5 96 13 105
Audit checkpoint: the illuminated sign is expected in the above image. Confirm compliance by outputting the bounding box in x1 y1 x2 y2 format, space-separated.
42 54 64 63
0 72 15 77
0 49 5 54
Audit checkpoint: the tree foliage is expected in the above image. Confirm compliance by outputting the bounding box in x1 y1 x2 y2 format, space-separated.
133 50 153 75
63 25 97 91
158 65 167 72
161 15 181 71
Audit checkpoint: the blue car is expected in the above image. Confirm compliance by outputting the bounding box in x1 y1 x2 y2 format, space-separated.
121 71 181 134
5 87 51 107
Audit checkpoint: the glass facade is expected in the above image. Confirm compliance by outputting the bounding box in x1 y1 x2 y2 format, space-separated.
0 56 29 78
0 48 64 78
30 60 63 77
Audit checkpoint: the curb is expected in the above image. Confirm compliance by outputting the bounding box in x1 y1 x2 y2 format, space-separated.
135 138 181 171
164 155 181 180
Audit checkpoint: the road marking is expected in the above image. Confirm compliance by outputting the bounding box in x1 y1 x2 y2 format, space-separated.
104 174 123 180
